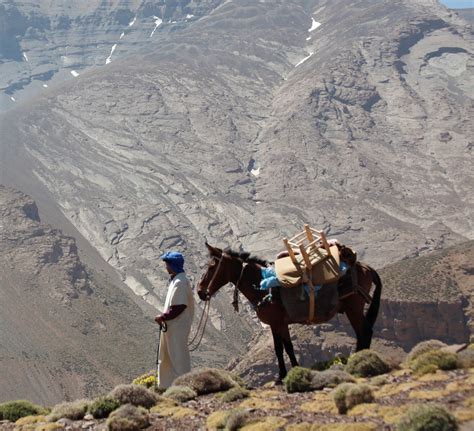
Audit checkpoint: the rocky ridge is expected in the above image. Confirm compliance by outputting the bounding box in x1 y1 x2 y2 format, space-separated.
0 0 225 109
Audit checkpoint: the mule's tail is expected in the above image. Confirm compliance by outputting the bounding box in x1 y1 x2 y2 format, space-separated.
365 266 382 329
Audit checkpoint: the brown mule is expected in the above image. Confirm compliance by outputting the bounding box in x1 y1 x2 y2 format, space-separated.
197 243 383 383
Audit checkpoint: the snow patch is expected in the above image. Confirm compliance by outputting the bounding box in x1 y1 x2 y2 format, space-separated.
150 16 163 37
10 96 16 102
70 70 79 77
309 17 321 32
105 44 117 65
43 84 48 88
186 14 194 19
295 52 314 67
120 32 125 40
128 16 137 27
251 167 261 177
306 36 311 41
22 52 29 62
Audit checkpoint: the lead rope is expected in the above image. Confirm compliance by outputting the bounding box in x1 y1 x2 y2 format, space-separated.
188 299 210 352
186 254 224 351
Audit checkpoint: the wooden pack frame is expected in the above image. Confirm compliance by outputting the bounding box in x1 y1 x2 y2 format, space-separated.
276 225 340 322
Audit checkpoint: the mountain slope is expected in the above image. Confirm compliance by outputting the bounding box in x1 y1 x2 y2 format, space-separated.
0 186 160 404
0 0 472 383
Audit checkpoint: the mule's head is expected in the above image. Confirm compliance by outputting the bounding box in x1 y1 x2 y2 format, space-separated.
197 243 242 301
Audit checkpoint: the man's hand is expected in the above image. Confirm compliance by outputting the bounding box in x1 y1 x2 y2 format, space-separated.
155 315 165 325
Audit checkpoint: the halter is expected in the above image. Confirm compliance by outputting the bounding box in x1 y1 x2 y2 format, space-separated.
203 253 225 299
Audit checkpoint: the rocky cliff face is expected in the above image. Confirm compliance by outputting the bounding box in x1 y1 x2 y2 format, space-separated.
0 0 224 109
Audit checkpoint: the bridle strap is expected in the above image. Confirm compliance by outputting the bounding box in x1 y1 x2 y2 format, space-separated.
205 253 225 298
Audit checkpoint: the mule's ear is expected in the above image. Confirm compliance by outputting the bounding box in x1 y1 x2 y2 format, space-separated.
205 242 222 257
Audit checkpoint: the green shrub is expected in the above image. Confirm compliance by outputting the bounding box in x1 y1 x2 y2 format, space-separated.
206 408 248 430
345 350 390 377
163 385 197 403
108 384 158 408
218 386 250 403
230 373 248 389
457 347 474 369
410 350 459 375
173 368 237 395
310 369 355 390
396 404 458 431
47 399 90 422
312 356 348 371
132 371 156 389
332 383 374 414
371 375 389 386
106 404 149 431
226 409 251 430
88 397 121 419
406 340 447 363
0 400 45 422
283 367 313 393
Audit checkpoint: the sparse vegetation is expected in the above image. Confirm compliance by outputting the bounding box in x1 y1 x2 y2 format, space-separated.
47 399 90 422
345 350 390 377
108 384 158 408
406 340 448 363
283 366 313 393
173 368 237 395
0 344 470 429
312 356 348 371
163 385 197 403
218 386 250 403
396 404 458 431
0 400 45 422
106 404 149 431
311 369 355 390
207 408 248 430
410 350 459 375
226 409 251 430
371 375 389 386
88 396 121 419
332 383 374 414
457 347 474 369
284 366 355 393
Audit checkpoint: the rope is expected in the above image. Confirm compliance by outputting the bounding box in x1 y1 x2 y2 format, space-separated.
188 300 210 351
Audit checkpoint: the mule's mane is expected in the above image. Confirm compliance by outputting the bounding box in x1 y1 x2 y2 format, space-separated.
224 248 268 267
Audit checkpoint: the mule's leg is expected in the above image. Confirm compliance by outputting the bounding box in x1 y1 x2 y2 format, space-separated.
281 325 298 367
271 327 287 382
345 306 372 351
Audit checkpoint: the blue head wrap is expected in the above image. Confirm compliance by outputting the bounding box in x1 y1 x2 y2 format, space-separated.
160 251 185 274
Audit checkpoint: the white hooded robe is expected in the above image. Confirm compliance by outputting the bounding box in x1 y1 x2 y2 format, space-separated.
158 272 194 389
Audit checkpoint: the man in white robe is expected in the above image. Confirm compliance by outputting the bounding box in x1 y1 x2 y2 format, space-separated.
155 251 195 389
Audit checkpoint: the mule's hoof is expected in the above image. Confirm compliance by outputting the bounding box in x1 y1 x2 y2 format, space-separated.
275 379 283 386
